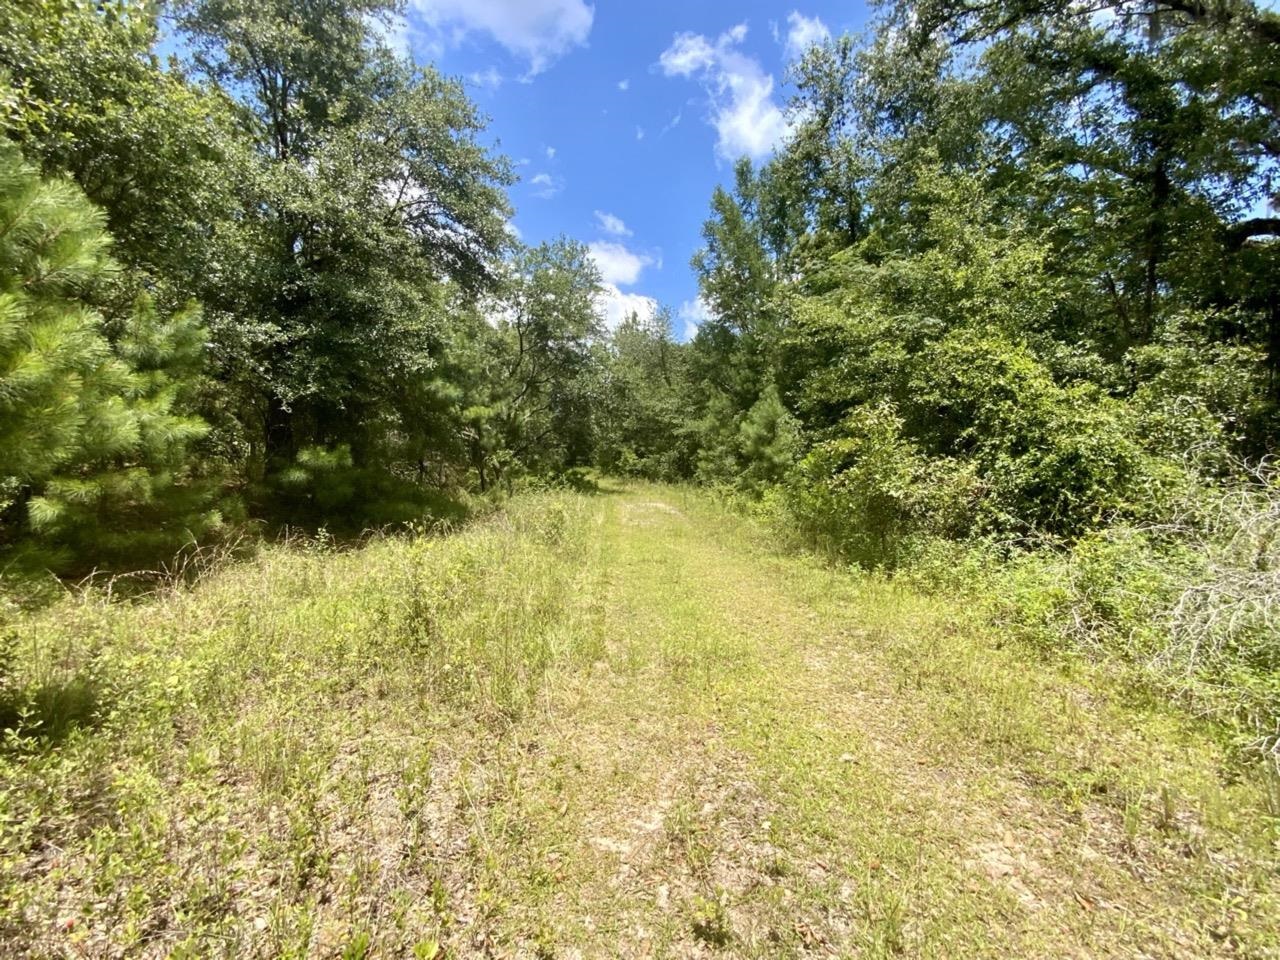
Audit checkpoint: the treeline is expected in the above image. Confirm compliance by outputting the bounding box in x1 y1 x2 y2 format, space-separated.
597 0 1280 763
3 0 1279 738
613 0 1280 516
1 0 610 574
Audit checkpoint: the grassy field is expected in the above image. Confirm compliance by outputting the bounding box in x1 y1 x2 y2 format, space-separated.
1 483 1277 958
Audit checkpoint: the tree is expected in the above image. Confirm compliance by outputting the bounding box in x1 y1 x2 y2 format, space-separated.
596 308 694 480
898 0 1280 373
0 144 220 572
675 0 1277 550
177 0 514 479
0 0 240 309
689 161 780 418
471 239 603 490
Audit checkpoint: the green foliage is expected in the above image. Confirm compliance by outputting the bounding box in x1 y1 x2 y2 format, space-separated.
1128 315 1274 473
785 403 925 567
462 238 604 491
0 144 221 572
685 386 800 492
0 147 120 487
0 0 616 569
911 328 1158 537
267 444 467 532
784 402 980 567
670 0 1280 760
769 170 1166 543
184 0 514 476
0 0 238 306
595 310 694 481
736 385 800 491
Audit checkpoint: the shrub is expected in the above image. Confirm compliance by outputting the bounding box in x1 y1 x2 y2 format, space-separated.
1128 316 1271 475
989 471 1280 770
909 328 1157 537
783 402 981 568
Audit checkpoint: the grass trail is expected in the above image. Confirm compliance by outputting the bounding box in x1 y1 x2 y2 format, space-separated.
2 483 1277 957
449 484 1278 958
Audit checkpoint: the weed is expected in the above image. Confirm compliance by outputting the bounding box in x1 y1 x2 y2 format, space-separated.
690 891 733 947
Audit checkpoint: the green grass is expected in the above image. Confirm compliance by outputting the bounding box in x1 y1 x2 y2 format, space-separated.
1 482 1277 957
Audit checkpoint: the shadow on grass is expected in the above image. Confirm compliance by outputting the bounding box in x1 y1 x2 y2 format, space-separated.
0 674 103 749
0 634 105 750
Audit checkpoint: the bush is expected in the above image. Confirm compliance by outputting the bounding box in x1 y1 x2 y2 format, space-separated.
1128 316 1271 474
783 402 982 568
736 385 801 492
908 328 1160 538
989 471 1280 770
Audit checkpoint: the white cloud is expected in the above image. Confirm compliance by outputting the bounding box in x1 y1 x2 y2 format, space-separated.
657 24 789 161
783 11 830 61
582 233 665 332
545 145 557 160
658 31 717 77
593 210 633 237
596 285 658 331
618 78 630 91
529 172 563 198
467 66 503 90
409 0 593 75
587 241 656 286
714 59 788 160
636 125 645 140
504 219 523 241
373 13 413 58
678 295 713 341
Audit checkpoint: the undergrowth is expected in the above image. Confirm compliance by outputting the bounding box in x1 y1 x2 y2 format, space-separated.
724 470 1280 779
0 491 602 956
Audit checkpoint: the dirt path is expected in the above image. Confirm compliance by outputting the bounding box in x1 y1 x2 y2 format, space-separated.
435 485 1279 958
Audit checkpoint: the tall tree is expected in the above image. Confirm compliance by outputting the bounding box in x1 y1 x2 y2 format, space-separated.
474 239 603 489
0 0 239 309
596 308 693 480
177 0 514 475
899 0 1280 371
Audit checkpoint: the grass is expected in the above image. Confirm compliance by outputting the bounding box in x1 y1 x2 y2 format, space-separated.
0 493 603 956
1 481 1277 957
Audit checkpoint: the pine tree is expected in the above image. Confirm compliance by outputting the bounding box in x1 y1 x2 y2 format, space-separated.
0 144 222 572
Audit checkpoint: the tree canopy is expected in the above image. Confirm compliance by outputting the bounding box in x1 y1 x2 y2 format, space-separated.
0 0 1276 583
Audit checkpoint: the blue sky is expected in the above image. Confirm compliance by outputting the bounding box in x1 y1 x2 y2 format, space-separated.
386 1 874 340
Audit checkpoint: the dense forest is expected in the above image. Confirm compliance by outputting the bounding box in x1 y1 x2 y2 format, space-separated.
1 0 1278 765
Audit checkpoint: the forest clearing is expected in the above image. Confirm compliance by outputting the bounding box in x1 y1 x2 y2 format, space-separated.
3 0 1279 954
2 484 1277 957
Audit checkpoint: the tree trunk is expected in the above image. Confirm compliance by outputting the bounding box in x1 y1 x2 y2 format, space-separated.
264 393 296 468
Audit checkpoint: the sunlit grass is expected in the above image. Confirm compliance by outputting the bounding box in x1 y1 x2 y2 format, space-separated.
1 483 1276 957
0 492 604 955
